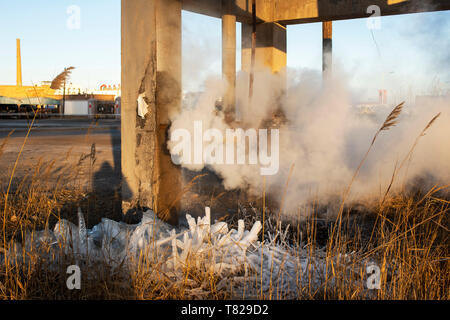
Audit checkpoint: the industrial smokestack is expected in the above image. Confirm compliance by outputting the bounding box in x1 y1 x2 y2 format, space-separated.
16 39 22 86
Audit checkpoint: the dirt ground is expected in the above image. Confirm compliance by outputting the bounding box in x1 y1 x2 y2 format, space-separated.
0 118 121 191
0 118 124 226
0 118 243 225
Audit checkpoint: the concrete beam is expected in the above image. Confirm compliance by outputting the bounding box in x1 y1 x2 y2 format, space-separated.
222 0 236 123
270 0 450 24
241 21 287 74
182 0 222 18
121 0 182 224
182 0 450 25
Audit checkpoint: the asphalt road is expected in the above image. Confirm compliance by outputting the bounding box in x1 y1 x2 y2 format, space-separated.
0 118 120 134
0 118 121 192
0 118 240 221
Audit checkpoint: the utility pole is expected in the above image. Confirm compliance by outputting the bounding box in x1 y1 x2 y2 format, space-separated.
62 67 66 117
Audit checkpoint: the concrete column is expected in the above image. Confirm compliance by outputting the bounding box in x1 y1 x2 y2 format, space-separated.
241 22 287 74
121 0 182 224
121 0 157 215
154 0 183 224
322 21 332 75
156 0 182 125
222 0 236 123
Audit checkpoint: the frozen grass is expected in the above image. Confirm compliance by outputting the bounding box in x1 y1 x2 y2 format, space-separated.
0 108 449 300
0 175 448 300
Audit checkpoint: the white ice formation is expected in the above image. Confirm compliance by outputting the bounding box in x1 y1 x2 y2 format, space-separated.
3 207 332 298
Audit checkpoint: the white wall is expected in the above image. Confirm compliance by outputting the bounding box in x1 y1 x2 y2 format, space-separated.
64 100 89 115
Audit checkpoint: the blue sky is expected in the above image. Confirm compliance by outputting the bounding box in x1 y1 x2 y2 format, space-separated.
0 1 449 100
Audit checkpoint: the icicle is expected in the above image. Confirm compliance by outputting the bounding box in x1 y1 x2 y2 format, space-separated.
78 208 87 253
171 229 178 270
186 214 197 234
205 207 211 236
211 222 228 235
236 220 245 241
242 221 261 245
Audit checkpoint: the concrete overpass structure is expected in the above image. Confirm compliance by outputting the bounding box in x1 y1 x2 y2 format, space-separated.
121 0 450 222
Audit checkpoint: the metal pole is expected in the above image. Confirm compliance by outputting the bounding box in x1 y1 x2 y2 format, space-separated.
322 21 332 75
62 68 66 117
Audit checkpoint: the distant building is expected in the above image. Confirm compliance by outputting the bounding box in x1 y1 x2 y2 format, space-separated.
0 40 60 114
355 89 389 117
0 39 120 117
62 94 120 117
53 83 121 97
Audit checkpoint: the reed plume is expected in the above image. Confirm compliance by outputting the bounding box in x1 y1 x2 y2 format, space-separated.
330 102 405 247
50 67 75 90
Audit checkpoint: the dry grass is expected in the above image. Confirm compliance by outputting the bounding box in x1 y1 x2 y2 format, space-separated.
0 106 448 300
0 162 448 300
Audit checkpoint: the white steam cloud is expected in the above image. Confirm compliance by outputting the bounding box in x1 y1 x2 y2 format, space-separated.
169 64 449 218
176 8 450 217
